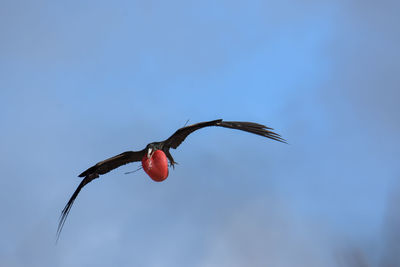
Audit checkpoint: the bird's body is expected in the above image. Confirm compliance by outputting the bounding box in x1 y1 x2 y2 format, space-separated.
57 119 286 241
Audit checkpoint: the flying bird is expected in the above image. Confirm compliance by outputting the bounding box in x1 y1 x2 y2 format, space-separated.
57 119 286 240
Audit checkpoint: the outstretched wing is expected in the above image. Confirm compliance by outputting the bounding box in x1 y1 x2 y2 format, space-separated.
163 119 286 149
57 150 145 242
77 150 146 177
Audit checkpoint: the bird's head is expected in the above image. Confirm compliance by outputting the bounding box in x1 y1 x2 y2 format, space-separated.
147 147 153 159
145 143 159 159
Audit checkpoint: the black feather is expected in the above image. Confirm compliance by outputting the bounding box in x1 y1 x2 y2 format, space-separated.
56 174 98 243
58 119 286 241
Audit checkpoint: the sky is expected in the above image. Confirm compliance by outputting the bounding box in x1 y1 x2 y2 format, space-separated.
1 0 399 266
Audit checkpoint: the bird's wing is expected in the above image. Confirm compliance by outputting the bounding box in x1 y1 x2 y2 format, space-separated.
163 119 286 149
57 150 145 242
78 150 146 177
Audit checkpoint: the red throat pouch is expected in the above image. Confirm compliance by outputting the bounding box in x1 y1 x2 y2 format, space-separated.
141 150 169 182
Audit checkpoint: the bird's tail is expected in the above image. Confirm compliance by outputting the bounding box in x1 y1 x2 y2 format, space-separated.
217 121 287 143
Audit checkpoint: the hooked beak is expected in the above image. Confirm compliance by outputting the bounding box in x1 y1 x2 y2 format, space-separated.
147 148 153 159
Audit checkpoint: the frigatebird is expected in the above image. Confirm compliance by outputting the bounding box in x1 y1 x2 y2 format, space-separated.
57 119 286 240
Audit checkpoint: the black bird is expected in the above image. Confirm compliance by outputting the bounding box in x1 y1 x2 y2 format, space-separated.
57 119 286 240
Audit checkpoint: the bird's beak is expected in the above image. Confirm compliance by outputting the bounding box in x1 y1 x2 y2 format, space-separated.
147 148 153 159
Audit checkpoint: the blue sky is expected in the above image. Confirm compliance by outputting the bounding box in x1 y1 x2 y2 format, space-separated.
1 0 399 266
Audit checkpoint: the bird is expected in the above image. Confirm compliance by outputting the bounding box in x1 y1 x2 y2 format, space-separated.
57 119 286 241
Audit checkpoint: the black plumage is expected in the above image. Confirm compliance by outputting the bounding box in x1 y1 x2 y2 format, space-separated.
57 119 286 241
